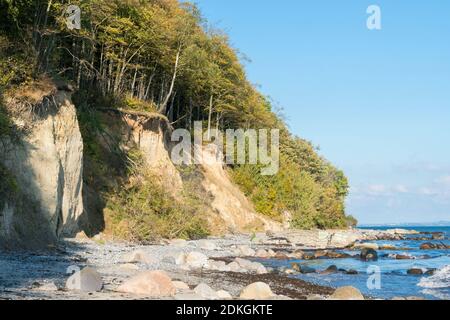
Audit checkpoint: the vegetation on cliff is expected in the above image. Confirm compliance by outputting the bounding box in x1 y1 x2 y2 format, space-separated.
0 0 354 237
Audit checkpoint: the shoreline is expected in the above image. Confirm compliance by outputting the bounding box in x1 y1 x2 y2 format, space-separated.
0 228 445 300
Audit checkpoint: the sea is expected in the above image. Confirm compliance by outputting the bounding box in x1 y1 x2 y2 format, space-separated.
260 226 450 300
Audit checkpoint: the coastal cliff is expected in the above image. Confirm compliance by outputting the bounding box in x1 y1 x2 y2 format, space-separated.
0 0 352 248
0 84 284 248
0 85 83 249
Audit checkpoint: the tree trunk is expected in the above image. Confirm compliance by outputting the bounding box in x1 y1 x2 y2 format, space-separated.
207 94 213 140
130 66 138 97
144 72 155 100
158 46 181 114
36 0 53 70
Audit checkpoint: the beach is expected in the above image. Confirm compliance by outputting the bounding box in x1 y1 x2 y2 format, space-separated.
0 228 448 300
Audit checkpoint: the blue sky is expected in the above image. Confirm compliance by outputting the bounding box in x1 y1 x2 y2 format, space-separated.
195 0 450 224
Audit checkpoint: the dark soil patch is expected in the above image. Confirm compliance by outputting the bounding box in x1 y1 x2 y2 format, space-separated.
191 270 334 300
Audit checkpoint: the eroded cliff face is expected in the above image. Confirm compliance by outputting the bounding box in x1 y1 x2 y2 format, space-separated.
198 145 282 234
121 111 183 193
93 110 282 235
119 114 282 234
0 89 84 249
0 89 282 249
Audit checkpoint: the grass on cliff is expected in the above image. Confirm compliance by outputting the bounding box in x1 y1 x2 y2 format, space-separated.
105 167 210 242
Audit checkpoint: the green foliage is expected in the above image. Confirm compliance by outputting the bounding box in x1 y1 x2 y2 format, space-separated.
231 151 348 229
345 215 358 228
105 170 210 242
0 27 35 86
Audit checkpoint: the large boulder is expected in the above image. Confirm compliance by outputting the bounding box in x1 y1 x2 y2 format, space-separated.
240 282 275 300
387 253 411 260
207 260 230 272
329 286 364 300
66 267 103 292
321 265 339 275
360 248 378 261
255 249 270 258
174 293 204 300
234 258 267 274
116 270 176 297
431 233 445 240
162 252 186 265
194 283 219 300
407 268 424 275
216 290 232 300
185 252 209 269
328 231 360 248
420 242 434 250
288 250 305 259
227 261 245 273
235 245 256 257
291 263 315 274
172 281 190 291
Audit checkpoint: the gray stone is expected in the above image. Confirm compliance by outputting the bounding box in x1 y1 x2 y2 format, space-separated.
194 283 219 300
239 282 274 300
236 245 256 257
216 290 232 299
185 252 208 269
66 267 103 292
122 250 156 264
174 292 204 300
329 286 364 300
172 281 190 291
35 282 59 292
197 240 217 251
116 270 176 297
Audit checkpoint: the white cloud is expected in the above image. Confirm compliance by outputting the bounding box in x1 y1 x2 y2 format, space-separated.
356 184 409 196
351 178 450 202
367 184 386 194
437 175 450 185
418 187 437 196
393 184 408 193
417 175 450 200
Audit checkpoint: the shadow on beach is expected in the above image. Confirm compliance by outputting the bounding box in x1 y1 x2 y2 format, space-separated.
0 240 93 299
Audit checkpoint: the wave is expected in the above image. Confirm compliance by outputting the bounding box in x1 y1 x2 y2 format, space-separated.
418 265 450 289
420 289 450 300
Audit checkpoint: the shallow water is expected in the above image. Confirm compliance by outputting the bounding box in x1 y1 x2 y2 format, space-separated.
262 226 450 300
